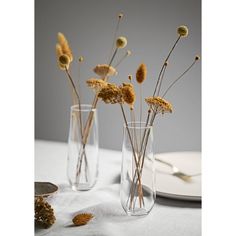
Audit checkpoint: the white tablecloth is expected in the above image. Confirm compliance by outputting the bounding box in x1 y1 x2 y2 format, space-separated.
35 140 201 236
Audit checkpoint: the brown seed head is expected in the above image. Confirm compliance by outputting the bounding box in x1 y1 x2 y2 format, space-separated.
98 83 123 104
72 213 94 226
93 64 117 77
57 32 73 62
136 63 147 84
145 96 172 114
120 83 136 108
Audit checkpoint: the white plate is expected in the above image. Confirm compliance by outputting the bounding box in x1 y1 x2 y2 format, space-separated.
154 152 201 201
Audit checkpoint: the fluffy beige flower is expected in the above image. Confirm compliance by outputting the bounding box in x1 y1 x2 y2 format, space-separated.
145 96 172 114
98 83 123 104
93 64 117 77
86 78 107 92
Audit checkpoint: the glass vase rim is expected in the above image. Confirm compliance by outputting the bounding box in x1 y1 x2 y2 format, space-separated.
71 104 96 112
124 121 153 129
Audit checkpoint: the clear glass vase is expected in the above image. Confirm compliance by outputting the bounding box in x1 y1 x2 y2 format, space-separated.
120 122 156 216
67 104 99 191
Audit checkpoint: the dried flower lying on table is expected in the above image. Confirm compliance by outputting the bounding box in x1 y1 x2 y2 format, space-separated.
35 197 56 228
72 213 94 226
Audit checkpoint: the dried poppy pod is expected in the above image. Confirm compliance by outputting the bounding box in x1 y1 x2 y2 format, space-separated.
93 64 117 77
72 213 94 226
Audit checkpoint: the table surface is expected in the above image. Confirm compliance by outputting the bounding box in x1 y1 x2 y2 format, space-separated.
35 140 201 236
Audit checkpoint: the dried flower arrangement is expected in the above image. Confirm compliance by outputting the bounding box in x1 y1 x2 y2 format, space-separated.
56 13 130 185
87 25 200 211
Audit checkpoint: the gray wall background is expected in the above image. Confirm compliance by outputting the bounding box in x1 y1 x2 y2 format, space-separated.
35 0 201 153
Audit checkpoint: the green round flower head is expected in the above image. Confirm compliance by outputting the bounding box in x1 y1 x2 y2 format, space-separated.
177 25 189 37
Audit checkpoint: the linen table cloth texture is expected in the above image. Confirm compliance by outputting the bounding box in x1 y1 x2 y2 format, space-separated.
35 140 201 236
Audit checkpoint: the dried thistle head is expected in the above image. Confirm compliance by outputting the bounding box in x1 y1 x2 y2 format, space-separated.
177 25 189 37
93 64 117 77
98 83 123 104
57 32 73 62
145 96 172 114
116 36 127 48
72 213 94 226
86 78 107 92
120 83 136 108
136 63 147 84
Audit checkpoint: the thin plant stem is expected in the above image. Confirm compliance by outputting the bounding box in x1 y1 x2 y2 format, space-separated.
108 15 122 64
114 51 130 68
65 67 89 183
153 36 181 97
109 48 118 67
162 59 197 98
156 63 167 96
139 85 142 149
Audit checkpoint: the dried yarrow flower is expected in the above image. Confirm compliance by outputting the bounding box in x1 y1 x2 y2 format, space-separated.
98 83 123 104
93 64 117 77
145 96 172 114
116 36 127 48
177 25 188 37
57 32 73 62
136 63 147 84
72 213 94 226
35 197 56 228
86 78 107 92
120 83 136 108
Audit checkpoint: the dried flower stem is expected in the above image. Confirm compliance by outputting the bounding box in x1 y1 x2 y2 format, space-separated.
120 104 144 208
156 63 168 96
108 14 123 63
162 59 198 98
114 50 131 68
153 36 181 97
65 67 89 183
